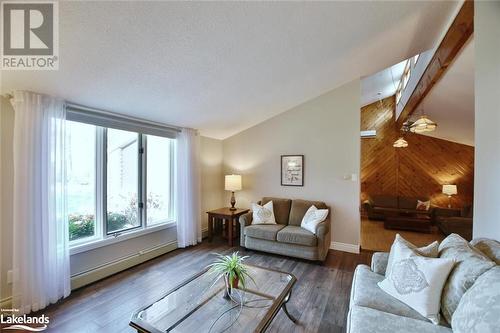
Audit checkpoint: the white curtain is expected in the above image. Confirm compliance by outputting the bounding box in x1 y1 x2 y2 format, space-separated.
11 91 70 314
175 128 201 247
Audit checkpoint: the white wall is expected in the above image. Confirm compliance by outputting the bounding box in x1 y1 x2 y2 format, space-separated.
223 79 361 248
473 1 500 241
200 136 224 230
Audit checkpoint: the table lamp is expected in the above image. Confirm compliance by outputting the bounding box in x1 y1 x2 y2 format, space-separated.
225 175 242 210
442 184 457 208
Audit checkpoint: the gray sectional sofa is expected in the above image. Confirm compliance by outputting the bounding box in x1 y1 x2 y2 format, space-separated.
347 235 500 333
239 197 331 261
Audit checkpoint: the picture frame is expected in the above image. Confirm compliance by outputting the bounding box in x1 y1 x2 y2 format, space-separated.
281 155 304 186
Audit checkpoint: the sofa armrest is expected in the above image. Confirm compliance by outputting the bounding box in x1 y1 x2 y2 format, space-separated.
239 212 252 247
362 200 373 213
315 215 331 261
240 212 252 226
371 252 389 275
315 220 330 237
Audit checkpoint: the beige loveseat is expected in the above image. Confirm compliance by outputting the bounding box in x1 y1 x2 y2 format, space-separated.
239 197 331 261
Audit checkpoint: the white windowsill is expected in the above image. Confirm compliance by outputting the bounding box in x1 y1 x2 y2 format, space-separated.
69 222 176 255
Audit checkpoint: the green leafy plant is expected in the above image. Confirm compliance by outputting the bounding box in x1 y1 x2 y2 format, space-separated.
106 212 129 231
68 214 95 241
207 252 254 289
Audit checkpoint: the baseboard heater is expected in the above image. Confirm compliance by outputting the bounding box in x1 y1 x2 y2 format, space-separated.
70 241 178 290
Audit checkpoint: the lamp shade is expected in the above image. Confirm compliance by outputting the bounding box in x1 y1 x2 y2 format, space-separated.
393 137 408 148
225 175 242 191
410 115 437 133
442 184 457 196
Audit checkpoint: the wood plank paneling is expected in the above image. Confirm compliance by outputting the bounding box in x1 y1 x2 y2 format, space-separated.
361 96 474 209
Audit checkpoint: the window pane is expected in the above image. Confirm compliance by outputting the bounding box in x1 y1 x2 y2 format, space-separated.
107 128 140 233
67 121 96 242
147 135 173 225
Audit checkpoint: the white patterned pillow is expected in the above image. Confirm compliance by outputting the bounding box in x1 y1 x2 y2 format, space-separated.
386 234 439 278
300 205 328 234
251 201 276 224
378 241 455 324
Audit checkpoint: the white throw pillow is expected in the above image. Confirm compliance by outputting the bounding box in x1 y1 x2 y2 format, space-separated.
378 241 455 324
251 201 276 224
386 234 439 278
300 205 329 234
416 200 431 211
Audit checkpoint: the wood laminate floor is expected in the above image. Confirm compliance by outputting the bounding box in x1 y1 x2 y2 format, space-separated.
24 239 372 333
361 217 445 252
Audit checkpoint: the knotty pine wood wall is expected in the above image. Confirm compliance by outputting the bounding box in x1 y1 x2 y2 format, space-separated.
360 96 474 209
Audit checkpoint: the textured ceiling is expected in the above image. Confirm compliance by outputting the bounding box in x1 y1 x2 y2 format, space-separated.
418 38 474 146
1 1 460 139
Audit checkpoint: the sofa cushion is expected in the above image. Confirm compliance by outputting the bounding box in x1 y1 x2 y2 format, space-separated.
347 305 452 333
438 234 495 324
350 265 430 322
470 238 500 264
261 197 291 225
244 224 284 241
399 197 426 210
451 266 500 333
288 199 328 226
276 226 317 247
378 241 455 324
372 195 398 208
386 234 439 278
251 201 276 224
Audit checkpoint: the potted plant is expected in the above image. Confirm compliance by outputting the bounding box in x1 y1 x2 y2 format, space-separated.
207 252 254 299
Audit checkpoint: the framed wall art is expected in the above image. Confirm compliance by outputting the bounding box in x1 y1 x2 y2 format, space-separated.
281 155 304 186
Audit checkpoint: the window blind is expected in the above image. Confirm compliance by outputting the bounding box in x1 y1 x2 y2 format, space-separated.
66 103 180 139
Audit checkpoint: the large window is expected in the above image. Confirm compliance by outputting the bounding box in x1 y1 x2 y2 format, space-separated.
66 122 175 246
146 135 174 225
67 121 97 242
106 129 140 234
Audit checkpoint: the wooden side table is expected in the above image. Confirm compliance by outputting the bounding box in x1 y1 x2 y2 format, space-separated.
207 208 249 247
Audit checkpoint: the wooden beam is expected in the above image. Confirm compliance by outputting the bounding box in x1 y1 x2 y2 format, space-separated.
397 0 474 127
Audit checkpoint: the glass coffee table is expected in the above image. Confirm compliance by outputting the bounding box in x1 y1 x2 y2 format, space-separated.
130 264 297 333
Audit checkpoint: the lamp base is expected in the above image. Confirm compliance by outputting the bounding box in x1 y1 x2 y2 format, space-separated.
230 191 236 210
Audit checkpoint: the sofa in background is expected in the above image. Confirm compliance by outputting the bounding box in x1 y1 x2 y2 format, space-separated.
433 206 473 241
239 197 331 261
347 235 500 333
363 195 432 220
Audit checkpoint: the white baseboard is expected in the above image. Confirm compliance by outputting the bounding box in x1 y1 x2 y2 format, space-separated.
330 241 360 254
0 296 12 310
71 241 178 290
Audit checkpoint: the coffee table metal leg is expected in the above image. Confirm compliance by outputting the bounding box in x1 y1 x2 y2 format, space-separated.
281 292 297 323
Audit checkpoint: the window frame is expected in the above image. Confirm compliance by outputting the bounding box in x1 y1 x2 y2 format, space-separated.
67 121 176 248
413 54 420 67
